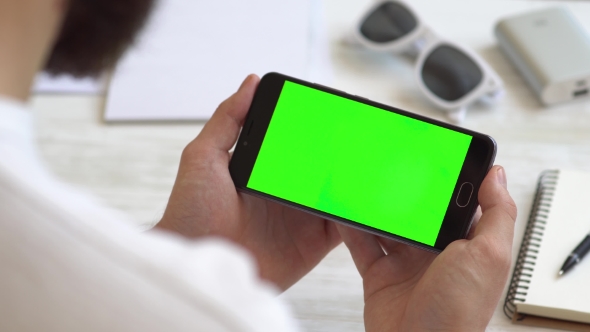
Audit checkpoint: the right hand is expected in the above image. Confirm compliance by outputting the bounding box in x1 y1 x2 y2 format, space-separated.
337 166 517 331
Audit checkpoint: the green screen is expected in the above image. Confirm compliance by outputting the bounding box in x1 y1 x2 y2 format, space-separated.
247 81 472 246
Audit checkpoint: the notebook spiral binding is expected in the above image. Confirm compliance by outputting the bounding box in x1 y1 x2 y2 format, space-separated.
504 170 559 320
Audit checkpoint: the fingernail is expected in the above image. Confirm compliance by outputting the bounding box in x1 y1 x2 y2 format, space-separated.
497 167 507 188
239 75 253 90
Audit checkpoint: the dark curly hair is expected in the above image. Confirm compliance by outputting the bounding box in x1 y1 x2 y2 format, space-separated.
44 0 156 77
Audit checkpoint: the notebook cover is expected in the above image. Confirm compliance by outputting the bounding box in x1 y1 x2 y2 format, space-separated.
505 170 590 329
512 312 590 332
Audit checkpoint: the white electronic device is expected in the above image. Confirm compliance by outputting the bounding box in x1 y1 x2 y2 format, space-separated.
495 7 590 105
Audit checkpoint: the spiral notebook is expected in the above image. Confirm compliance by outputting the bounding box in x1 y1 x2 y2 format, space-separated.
504 170 590 331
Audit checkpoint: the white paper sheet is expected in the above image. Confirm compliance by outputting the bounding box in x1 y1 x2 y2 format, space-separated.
105 0 323 122
33 73 106 94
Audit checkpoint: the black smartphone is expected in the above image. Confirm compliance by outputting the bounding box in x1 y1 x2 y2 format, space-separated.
230 73 496 252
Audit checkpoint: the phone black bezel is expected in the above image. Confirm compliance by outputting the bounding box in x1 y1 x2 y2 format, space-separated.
229 72 496 252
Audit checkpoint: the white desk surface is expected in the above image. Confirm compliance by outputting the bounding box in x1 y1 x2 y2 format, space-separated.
31 0 590 331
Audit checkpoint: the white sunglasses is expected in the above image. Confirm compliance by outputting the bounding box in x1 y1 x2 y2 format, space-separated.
352 0 504 123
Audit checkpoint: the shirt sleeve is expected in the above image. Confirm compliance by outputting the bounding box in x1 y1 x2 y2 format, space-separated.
0 97 300 332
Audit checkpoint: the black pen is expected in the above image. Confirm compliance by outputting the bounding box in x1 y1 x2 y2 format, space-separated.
559 233 590 276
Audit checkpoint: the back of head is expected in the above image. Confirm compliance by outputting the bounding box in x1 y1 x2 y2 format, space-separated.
44 0 156 78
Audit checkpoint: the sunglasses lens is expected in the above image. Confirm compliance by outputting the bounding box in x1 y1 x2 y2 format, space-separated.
360 2 417 43
421 46 483 102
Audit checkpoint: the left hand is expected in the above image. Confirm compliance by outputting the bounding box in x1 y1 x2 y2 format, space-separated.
157 74 342 291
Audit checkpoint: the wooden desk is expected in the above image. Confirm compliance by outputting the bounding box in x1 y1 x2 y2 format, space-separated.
31 0 590 330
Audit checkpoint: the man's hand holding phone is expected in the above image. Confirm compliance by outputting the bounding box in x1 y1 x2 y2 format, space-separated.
337 166 517 331
157 75 342 291
158 74 517 330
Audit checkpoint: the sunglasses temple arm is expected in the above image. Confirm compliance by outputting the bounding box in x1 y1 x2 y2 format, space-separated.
446 106 468 124
479 87 506 106
342 28 364 48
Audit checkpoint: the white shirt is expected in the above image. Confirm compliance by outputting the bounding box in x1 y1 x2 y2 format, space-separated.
0 97 299 332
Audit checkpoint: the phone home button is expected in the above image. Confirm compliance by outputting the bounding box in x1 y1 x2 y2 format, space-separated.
456 182 474 208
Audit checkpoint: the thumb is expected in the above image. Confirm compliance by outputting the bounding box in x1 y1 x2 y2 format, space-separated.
472 166 517 245
196 74 260 152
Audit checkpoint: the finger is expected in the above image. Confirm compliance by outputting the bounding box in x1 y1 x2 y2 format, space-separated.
197 74 260 152
376 236 406 255
472 166 517 245
467 206 482 239
324 220 343 249
376 236 436 274
336 223 385 276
